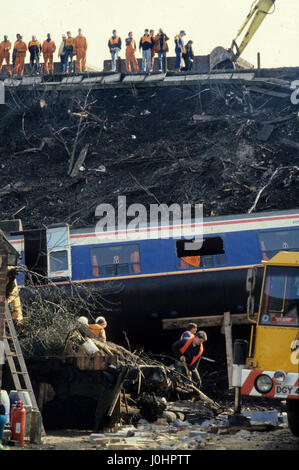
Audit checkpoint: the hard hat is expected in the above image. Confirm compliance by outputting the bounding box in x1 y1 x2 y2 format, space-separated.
77 316 88 325
96 316 107 326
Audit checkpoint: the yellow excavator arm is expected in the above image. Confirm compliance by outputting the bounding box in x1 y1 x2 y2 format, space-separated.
210 0 276 70
233 0 276 58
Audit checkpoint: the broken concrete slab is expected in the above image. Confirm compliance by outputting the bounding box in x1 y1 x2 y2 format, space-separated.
21 77 42 86
102 73 121 84
144 73 166 82
61 76 83 84
4 78 21 87
122 74 145 83
82 76 104 84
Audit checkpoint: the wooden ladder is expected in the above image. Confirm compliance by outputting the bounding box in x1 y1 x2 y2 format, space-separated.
3 302 45 438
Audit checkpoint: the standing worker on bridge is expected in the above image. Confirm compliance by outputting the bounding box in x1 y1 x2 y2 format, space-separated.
172 330 207 386
28 35 41 74
153 29 169 72
65 31 75 73
174 30 186 71
13 35 27 77
42 34 56 75
108 30 121 72
74 28 88 73
182 40 194 71
139 29 154 74
125 32 139 73
0 36 12 76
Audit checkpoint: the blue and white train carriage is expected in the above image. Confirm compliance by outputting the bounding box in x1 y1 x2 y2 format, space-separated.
5 209 299 338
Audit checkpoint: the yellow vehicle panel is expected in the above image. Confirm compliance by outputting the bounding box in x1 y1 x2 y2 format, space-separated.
251 325 299 372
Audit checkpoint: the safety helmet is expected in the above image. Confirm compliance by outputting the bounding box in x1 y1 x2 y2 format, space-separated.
77 316 88 325
96 316 107 326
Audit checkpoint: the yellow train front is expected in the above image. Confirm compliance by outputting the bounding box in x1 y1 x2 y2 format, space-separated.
239 252 299 436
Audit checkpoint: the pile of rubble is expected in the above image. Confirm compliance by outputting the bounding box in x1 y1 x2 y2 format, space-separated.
0 76 298 229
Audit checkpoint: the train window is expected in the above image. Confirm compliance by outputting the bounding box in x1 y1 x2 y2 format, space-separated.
49 250 68 273
177 237 226 269
91 244 141 277
260 266 299 326
259 229 299 260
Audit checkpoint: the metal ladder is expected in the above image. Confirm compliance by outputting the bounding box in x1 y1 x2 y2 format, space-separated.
3 302 44 433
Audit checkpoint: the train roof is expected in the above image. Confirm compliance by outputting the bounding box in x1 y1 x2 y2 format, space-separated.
70 208 299 234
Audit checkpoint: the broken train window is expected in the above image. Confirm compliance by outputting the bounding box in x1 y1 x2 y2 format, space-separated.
91 244 141 277
176 236 226 269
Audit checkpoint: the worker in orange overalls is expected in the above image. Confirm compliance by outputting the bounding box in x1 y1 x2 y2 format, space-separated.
125 32 138 73
0 36 12 76
74 29 88 73
13 36 27 77
42 33 56 74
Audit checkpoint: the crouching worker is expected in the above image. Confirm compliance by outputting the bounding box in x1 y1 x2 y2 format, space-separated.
172 330 207 387
88 316 107 342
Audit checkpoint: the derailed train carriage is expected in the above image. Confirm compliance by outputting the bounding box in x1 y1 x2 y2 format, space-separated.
2 208 299 344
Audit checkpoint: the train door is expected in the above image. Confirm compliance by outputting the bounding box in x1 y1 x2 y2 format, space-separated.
23 229 48 285
46 224 72 280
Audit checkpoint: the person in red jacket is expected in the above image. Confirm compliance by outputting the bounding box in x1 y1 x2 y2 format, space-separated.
42 34 56 74
0 36 12 76
172 330 207 386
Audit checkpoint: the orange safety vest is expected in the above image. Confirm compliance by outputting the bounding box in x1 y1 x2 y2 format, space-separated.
109 36 120 45
28 40 41 49
88 323 104 337
141 35 152 45
179 337 203 366
65 37 74 47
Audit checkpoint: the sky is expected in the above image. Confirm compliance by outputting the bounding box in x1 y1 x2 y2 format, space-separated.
1 0 298 70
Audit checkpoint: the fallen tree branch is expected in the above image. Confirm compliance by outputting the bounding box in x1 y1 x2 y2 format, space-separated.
248 165 299 213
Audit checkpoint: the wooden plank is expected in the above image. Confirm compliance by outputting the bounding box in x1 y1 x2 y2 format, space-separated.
248 86 289 98
223 312 233 389
162 313 256 330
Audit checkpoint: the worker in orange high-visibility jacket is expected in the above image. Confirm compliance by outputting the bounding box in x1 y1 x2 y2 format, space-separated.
0 36 12 76
139 29 154 73
180 322 198 340
108 30 122 72
125 32 138 73
172 330 207 386
42 34 56 74
88 316 107 342
65 31 75 72
74 29 88 72
13 36 27 77
28 36 41 73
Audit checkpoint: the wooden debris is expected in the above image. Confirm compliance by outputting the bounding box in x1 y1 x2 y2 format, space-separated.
70 144 90 177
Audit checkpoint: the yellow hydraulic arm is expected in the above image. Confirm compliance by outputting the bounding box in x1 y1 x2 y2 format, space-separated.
210 0 276 70
232 0 276 59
